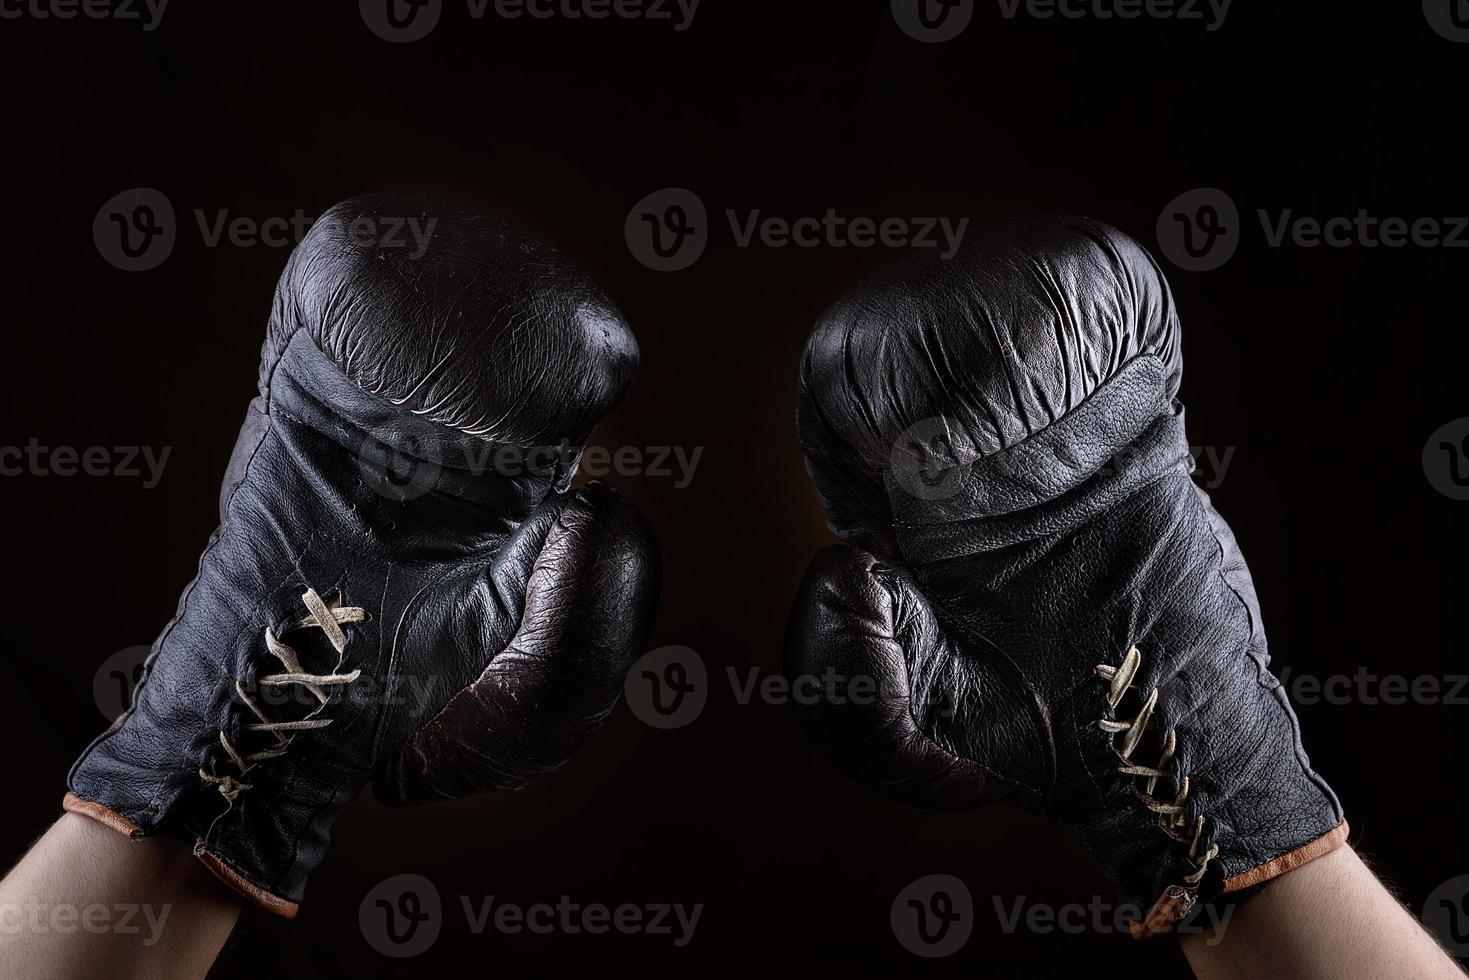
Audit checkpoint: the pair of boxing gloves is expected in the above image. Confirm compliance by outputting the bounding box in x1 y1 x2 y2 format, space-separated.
65 195 1346 937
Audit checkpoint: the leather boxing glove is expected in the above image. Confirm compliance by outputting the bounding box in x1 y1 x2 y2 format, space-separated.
786 217 1346 937
66 194 659 917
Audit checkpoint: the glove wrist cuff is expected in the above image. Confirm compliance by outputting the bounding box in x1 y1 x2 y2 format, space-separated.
1084 643 1347 937
1222 820 1350 893
62 793 301 918
194 843 301 917
1128 821 1350 939
61 791 142 839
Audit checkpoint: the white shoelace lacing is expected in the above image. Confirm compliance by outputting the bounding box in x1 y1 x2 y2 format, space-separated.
198 588 364 802
1095 646 1220 887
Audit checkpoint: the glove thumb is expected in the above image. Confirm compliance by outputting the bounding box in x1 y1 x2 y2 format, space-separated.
374 481 659 803
784 545 1033 809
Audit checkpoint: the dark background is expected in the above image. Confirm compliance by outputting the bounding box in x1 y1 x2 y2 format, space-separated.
2 2 1465 977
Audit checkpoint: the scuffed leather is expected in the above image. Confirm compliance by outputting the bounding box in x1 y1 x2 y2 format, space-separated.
787 218 1342 921
68 196 659 912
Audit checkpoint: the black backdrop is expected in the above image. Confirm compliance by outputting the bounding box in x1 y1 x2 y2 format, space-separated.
1 2 1465 977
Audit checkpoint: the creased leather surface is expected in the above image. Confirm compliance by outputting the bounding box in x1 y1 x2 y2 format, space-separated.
787 217 1342 918
798 216 1180 559
263 194 638 448
68 195 660 912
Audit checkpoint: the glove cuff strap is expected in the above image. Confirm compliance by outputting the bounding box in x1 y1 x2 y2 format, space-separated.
62 791 141 838
1223 820 1350 893
194 844 300 918
62 793 301 918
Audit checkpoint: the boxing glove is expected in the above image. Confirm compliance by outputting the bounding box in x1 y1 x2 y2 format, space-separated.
786 217 1345 937
66 194 659 917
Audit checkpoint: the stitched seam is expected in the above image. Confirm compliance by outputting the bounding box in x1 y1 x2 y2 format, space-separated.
1187 487 1341 815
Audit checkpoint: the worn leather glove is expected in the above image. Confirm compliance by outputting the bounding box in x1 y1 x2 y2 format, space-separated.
66 194 659 916
786 216 1346 936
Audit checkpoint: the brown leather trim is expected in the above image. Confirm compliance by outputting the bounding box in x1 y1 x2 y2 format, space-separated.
194 844 299 919
1129 885 1197 939
1223 821 1350 892
62 792 143 839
